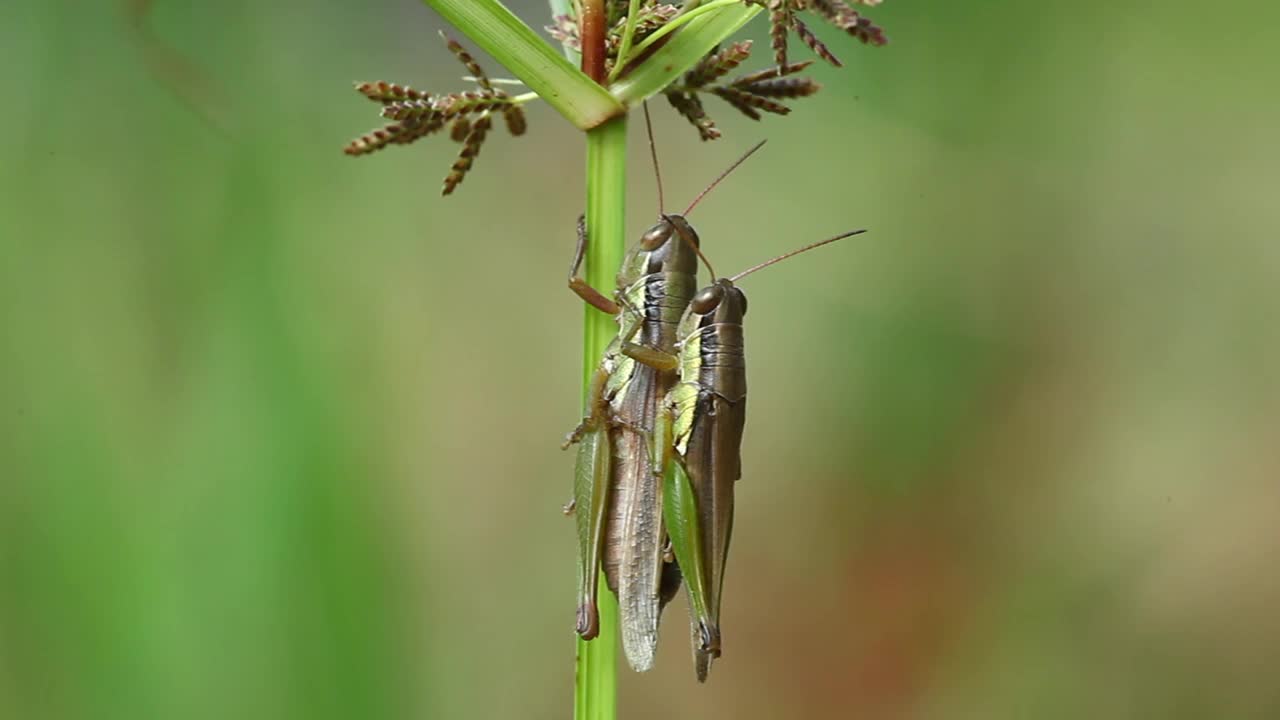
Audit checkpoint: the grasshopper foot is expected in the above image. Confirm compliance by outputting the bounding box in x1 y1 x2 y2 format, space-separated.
561 421 590 450
693 621 722 683
576 602 600 640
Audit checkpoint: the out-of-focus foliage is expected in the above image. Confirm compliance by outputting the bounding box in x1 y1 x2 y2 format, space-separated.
2 1 1278 719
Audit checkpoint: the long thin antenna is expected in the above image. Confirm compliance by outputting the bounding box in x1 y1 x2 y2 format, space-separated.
729 229 867 283
683 139 767 216
666 214 719 281
643 101 664 216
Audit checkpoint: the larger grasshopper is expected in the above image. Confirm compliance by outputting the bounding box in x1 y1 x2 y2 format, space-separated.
566 124 764 672
649 229 865 681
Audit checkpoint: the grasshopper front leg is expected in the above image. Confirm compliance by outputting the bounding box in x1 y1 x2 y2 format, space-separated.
621 342 679 372
568 214 620 315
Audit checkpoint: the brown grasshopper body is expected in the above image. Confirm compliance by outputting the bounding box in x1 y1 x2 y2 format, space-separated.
567 214 700 671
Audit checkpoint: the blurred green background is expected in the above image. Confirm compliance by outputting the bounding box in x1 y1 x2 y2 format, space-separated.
3 1 1278 718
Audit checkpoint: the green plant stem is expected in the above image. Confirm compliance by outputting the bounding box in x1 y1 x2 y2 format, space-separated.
422 0 622 128
574 116 628 720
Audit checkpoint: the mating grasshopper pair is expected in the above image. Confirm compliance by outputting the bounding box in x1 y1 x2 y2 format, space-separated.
565 121 862 681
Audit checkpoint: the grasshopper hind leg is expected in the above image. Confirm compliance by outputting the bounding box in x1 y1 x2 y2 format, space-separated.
570 366 615 640
573 427 611 640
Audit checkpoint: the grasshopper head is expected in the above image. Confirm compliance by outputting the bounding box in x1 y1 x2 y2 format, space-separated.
688 278 747 325
632 214 701 275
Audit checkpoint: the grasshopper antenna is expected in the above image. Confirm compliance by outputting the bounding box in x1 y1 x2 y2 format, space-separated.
682 228 719 282
647 102 720 279
729 229 867 283
683 139 767 217
643 101 665 216
667 212 721 282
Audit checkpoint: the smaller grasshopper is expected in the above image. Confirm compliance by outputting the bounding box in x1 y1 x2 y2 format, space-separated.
650 229 866 681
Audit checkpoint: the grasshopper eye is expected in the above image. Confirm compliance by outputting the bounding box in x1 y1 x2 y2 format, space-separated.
690 285 723 315
733 287 747 316
640 221 673 250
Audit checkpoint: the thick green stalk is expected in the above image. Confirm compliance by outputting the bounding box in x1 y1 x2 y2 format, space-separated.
575 115 627 720
422 0 622 128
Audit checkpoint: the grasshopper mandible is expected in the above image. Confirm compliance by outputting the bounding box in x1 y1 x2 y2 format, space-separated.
565 115 765 672
649 228 865 681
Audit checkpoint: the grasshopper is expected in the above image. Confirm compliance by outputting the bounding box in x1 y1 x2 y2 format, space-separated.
649 226 866 681
565 117 765 672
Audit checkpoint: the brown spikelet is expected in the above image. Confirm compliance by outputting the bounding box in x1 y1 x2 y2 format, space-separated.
503 106 527 136
767 0 792 70
399 117 444 144
442 114 491 196
839 12 888 45
622 4 681 42
792 17 842 67
602 4 681 77
396 112 446 144
741 0 889 72
441 31 492 90
437 91 511 119
343 124 401 156
343 112 445 155
799 0 889 46
380 98 436 121
712 88 762 121
730 60 814 87
805 0 849 22
664 31 827 134
343 33 528 196
733 74 821 99
712 87 791 117
355 81 429 104
449 117 472 142
665 92 721 141
805 0 837 17
685 41 754 88
547 14 581 52
344 122 420 156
